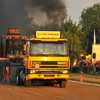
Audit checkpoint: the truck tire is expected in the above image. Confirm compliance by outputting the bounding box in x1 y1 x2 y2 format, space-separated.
59 80 67 88
0 70 3 81
16 69 23 85
0 75 2 81
0 69 2 81
24 80 31 87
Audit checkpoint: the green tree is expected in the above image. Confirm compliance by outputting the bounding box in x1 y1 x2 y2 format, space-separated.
79 3 100 53
62 18 86 65
20 17 38 37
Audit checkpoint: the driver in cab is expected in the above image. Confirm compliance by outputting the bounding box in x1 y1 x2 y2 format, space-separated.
33 45 38 53
57 45 63 53
10 42 18 50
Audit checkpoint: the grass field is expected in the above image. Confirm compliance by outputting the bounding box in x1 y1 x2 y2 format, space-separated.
70 73 100 79
69 78 100 84
69 73 100 84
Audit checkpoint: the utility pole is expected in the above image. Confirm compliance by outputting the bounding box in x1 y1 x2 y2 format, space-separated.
94 29 96 52
92 29 96 59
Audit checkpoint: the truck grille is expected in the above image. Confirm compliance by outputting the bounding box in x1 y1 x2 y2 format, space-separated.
32 61 66 68
41 61 57 65
40 66 66 68
35 71 63 74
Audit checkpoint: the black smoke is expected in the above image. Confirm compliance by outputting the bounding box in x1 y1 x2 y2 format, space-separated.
0 0 67 36
0 0 27 36
26 0 67 30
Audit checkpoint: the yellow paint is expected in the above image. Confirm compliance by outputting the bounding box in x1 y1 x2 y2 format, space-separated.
26 74 69 81
36 31 60 38
28 56 70 69
29 56 69 61
30 38 67 41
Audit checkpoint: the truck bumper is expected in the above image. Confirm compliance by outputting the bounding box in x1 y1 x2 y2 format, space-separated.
26 74 69 81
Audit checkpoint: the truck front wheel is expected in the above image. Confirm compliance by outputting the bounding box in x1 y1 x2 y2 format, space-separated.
16 69 23 85
59 80 67 88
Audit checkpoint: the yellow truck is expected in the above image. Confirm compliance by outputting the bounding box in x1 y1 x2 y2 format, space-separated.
16 31 70 88
81 53 92 61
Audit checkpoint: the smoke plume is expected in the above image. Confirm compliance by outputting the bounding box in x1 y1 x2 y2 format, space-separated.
26 0 67 29
0 0 27 36
0 0 67 36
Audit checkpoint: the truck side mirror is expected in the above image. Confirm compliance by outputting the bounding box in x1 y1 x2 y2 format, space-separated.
92 53 96 59
23 44 26 54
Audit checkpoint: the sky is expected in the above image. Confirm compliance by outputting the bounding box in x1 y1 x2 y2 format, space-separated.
0 0 100 36
67 0 100 24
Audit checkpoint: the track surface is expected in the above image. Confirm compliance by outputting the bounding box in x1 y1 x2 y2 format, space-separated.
0 81 100 100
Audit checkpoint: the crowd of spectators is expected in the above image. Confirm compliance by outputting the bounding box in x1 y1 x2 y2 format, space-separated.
79 59 100 75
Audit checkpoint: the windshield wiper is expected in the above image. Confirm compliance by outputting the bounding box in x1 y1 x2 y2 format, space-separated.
30 53 68 56
30 53 45 56
53 53 68 56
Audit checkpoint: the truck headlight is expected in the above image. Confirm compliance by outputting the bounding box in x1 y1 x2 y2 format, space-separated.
30 70 35 74
63 70 68 74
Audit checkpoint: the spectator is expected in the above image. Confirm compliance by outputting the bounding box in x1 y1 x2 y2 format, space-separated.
86 59 91 73
83 60 86 73
98 60 100 75
91 60 97 74
96 61 100 75
79 59 86 73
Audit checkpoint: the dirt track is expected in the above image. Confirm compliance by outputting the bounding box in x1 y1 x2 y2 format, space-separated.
0 81 100 100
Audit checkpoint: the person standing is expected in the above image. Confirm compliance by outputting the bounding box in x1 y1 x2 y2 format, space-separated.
98 60 100 75
86 59 91 73
18 41 23 55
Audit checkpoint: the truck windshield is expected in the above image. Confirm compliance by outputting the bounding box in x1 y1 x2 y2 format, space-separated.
30 41 68 55
6 40 25 56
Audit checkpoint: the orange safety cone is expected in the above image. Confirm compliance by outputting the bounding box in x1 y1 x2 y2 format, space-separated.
80 75 83 82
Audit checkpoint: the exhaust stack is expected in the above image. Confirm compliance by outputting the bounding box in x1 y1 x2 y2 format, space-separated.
7 28 20 36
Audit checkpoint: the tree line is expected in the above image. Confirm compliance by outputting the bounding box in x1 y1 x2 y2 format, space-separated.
19 3 100 65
